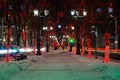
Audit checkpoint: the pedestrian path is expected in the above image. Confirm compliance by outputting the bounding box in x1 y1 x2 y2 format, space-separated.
15 53 102 80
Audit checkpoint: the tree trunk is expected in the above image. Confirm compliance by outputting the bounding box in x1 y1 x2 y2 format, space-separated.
76 23 81 55
76 37 81 55
36 29 41 55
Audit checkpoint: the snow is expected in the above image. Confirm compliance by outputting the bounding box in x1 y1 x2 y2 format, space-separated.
0 52 120 80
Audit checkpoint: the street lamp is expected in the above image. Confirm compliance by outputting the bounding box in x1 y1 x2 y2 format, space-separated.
33 9 41 55
43 26 49 52
83 9 87 16
33 9 49 55
33 9 39 16
70 9 87 55
91 25 98 59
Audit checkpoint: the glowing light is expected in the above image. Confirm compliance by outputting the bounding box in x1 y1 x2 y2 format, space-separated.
12 49 18 53
50 35 52 38
0 49 18 54
63 35 65 38
58 25 61 28
0 47 45 55
66 35 69 38
19 48 32 53
33 9 39 16
69 38 74 44
71 26 75 30
40 47 46 52
97 8 102 13
108 7 113 13
26 48 32 52
43 26 48 30
76 11 79 16
54 36 56 38
110 14 113 17
92 26 95 28
44 10 49 16
3 38 6 42
71 10 75 16
50 26 53 30
11 37 13 41
83 10 87 16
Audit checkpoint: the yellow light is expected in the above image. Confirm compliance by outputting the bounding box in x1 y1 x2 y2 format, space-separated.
3 38 6 42
11 37 13 41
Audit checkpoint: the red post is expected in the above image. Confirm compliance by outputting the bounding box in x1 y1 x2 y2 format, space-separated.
87 36 92 58
104 33 110 63
22 30 27 51
5 27 11 62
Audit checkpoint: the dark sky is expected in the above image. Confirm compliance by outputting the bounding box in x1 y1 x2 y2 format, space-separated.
47 0 65 11
114 0 120 9
46 0 66 21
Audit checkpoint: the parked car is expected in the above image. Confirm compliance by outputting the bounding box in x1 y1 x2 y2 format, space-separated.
13 53 27 61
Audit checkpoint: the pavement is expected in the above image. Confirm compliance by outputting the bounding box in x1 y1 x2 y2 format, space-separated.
15 50 102 80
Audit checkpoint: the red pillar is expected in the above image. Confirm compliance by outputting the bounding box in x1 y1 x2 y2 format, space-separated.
22 30 27 51
104 33 110 63
87 36 92 58
5 27 11 62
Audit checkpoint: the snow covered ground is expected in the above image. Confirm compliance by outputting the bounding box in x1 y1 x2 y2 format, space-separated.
0 52 120 80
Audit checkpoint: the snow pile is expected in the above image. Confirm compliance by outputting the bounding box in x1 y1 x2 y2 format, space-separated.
89 62 120 80
0 61 31 80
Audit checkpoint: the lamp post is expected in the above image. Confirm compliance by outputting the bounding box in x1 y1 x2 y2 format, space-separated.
67 25 74 52
33 9 49 55
33 9 41 55
43 26 50 52
108 6 118 52
63 35 69 49
115 17 118 52
95 26 98 59
43 26 53 52
70 9 87 55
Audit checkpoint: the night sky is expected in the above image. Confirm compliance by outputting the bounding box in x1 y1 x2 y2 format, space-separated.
47 0 65 11
46 0 66 22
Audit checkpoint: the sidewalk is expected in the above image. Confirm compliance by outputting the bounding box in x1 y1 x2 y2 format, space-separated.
46 47 69 54
52 47 120 62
